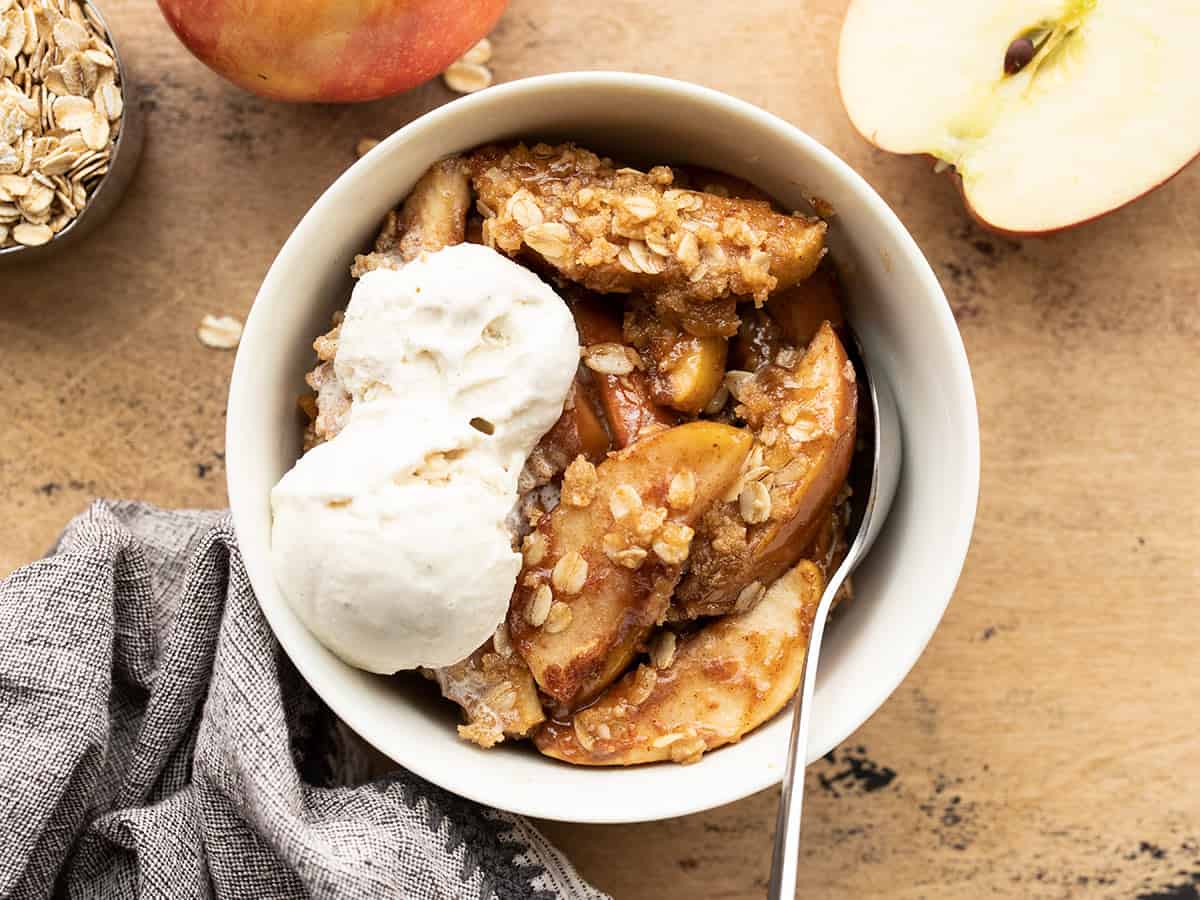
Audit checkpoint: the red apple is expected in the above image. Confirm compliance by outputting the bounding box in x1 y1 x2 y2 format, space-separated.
156 0 508 102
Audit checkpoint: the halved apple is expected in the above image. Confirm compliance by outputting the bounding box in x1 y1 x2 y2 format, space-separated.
838 0 1200 234
534 560 823 765
508 421 752 712
674 323 856 619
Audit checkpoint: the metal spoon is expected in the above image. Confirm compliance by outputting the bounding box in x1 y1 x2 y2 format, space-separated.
767 334 902 899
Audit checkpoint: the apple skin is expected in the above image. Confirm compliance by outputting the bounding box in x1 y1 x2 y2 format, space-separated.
919 152 1200 239
156 0 508 102
840 105 1200 240
949 159 1200 239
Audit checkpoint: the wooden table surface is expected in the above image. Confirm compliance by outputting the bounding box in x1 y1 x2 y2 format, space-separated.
4 1 1198 897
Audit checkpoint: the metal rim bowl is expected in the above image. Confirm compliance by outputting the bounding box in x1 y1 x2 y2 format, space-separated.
0 0 143 268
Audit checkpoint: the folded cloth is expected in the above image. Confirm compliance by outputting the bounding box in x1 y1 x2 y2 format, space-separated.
0 500 607 900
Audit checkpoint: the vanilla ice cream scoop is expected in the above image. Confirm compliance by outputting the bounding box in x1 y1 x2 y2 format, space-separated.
271 244 579 673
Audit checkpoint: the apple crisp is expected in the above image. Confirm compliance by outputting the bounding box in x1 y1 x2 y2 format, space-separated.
294 141 858 765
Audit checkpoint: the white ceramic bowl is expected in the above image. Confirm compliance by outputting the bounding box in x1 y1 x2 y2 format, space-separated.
227 72 979 824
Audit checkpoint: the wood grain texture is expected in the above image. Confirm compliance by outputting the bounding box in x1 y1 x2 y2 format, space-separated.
2 1 1198 897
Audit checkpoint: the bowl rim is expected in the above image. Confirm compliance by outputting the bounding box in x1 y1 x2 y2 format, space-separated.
227 71 980 823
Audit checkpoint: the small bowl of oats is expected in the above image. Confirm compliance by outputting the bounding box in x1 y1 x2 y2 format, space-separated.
0 0 142 264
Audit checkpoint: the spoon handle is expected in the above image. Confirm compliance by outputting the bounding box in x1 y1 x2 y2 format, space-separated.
765 564 849 900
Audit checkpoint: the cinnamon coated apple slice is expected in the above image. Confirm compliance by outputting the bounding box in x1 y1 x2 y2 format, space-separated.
468 142 826 307
508 421 752 712
392 156 471 258
352 157 471 275
519 375 614 499
765 263 846 350
730 265 846 372
729 306 783 373
534 377 612 468
534 559 823 765
571 296 677 447
624 299 728 415
674 322 856 619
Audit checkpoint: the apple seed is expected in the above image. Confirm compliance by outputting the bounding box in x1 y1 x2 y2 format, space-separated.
1004 37 1036 75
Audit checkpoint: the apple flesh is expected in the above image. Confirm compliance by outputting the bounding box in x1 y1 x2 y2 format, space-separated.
156 0 508 102
534 560 824 766
766 264 845 350
838 0 1200 234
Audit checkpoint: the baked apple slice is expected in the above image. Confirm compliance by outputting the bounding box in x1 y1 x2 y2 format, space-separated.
730 307 784 373
766 263 846 350
624 299 728 415
390 156 471 260
534 559 823 765
529 377 612 481
508 421 753 712
517 377 613 507
674 322 856 619
571 296 677 447
351 156 471 276
469 142 826 307
731 265 845 371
